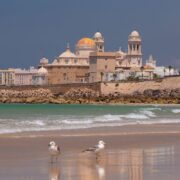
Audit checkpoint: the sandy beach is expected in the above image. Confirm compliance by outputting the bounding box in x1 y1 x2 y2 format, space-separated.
0 124 180 180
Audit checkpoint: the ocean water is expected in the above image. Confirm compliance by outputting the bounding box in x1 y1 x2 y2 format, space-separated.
0 104 180 134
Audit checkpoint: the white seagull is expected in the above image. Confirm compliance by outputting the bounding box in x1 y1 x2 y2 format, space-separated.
82 140 106 159
48 141 60 163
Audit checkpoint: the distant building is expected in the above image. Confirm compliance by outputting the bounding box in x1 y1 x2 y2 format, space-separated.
0 69 15 86
89 52 117 82
32 66 48 85
14 67 38 85
13 66 48 86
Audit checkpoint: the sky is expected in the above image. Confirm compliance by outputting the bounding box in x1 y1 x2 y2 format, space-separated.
0 0 180 69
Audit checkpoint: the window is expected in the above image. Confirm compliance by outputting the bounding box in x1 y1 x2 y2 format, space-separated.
65 59 69 64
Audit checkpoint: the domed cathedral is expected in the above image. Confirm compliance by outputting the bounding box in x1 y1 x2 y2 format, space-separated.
127 30 142 67
40 44 89 84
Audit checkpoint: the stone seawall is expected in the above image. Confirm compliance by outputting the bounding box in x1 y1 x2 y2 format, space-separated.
0 77 179 104
0 83 101 95
100 77 180 95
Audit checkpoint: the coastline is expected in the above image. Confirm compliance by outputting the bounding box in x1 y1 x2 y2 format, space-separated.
2 123 180 138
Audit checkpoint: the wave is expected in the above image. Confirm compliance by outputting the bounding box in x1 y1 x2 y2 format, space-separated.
171 109 180 113
0 105 180 134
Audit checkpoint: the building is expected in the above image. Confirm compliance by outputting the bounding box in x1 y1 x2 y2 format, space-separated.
14 66 48 86
89 31 146 82
14 67 38 85
40 34 102 84
32 66 48 85
39 30 164 84
42 44 90 84
89 52 117 82
0 69 15 86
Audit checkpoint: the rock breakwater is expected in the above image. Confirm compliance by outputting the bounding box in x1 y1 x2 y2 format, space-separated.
0 87 179 104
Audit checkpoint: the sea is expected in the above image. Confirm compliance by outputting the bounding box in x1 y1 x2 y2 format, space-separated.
0 104 180 134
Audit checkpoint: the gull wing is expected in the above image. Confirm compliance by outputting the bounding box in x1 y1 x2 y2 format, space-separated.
82 145 98 153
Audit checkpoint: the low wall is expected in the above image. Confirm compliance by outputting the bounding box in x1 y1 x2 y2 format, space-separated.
100 77 180 95
0 83 101 95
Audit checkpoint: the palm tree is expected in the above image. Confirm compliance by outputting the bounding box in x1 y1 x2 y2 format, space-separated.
163 68 166 77
140 66 144 79
168 65 172 76
100 72 104 82
113 73 117 81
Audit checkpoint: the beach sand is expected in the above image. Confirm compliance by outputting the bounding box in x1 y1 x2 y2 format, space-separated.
0 124 180 180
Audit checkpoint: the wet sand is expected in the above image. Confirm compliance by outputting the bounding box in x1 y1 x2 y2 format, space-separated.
0 124 180 180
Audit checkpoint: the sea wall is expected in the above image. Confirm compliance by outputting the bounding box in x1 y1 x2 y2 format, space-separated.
100 77 180 95
0 77 180 104
0 83 100 95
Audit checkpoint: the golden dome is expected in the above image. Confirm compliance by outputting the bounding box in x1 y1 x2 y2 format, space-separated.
77 37 95 46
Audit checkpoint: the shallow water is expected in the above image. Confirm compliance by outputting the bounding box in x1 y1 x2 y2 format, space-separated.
1 144 179 180
0 104 180 134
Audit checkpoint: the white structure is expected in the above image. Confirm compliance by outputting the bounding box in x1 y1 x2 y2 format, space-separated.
32 66 48 85
93 32 105 52
154 66 177 77
52 44 89 66
14 67 38 85
146 55 156 68
14 66 48 86
0 69 15 86
127 31 142 67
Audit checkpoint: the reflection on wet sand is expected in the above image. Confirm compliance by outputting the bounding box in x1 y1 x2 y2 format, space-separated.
49 164 60 180
53 146 175 180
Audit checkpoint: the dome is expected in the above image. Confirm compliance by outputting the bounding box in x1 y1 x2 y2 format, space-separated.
94 32 103 39
40 57 48 65
38 67 48 74
59 46 77 58
128 30 141 41
77 37 95 47
130 30 140 37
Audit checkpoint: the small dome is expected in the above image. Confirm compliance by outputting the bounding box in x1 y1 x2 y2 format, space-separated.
40 57 48 64
130 30 140 37
94 32 103 39
59 45 77 58
38 67 48 74
77 37 95 47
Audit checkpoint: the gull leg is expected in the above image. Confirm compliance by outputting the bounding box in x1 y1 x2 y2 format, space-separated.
51 156 53 164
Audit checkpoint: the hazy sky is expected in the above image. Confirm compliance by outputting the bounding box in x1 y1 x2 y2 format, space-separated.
0 0 180 68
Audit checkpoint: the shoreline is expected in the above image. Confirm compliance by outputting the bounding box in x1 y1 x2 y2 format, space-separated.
1 123 180 138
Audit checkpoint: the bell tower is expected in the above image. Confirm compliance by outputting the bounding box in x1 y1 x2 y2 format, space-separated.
128 30 142 67
93 32 105 52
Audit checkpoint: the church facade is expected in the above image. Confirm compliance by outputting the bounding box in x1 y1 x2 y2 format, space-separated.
39 30 150 84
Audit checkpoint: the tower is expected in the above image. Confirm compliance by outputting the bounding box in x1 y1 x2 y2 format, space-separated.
93 32 105 52
128 30 142 67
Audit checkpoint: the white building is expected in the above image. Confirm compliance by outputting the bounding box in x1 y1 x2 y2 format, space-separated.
0 69 15 86
14 67 38 85
14 66 48 86
32 66 48 85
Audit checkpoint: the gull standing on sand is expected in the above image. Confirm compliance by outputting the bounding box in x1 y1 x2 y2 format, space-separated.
48 141 60 163
82 140 106 159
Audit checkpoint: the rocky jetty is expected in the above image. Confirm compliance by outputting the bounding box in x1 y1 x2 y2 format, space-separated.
0 89 54 103
0 87 179 104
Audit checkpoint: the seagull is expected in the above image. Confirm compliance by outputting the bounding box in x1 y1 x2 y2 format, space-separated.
82 140 106 159
48 141 60 163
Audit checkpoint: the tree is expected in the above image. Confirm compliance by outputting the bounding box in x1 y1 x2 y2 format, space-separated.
113 73 117 81
100 72 104 82
168 65 172 76
140 66 144 79
163 68 166 77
